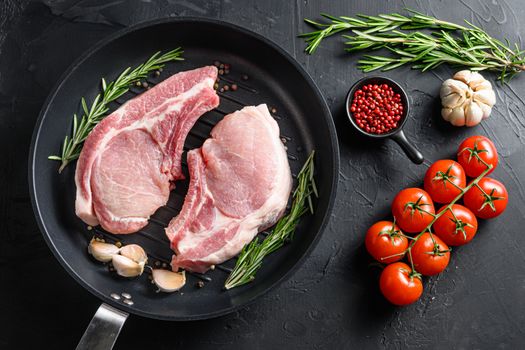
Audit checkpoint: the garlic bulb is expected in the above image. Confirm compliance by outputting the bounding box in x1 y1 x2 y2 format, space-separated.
151 269 186 292
112 244 148 278
440 70 496 127
88 239 120 262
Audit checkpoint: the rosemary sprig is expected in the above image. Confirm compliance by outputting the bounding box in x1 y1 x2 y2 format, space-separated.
224 151 317 290
48 48 184 172
301 10 525 82
300 10 466 54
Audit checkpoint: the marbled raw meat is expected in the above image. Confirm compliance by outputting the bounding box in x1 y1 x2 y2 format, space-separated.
166 104 292 273
75 66 219 234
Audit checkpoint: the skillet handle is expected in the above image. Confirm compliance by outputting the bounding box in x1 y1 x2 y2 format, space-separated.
76 303 129 350
390 130 424 164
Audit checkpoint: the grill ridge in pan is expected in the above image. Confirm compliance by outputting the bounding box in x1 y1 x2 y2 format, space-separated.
29 18 339 321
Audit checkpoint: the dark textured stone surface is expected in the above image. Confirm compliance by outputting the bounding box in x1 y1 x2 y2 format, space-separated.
1 1 524 349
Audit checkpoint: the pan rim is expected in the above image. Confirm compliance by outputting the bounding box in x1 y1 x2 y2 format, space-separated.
28 16 340 321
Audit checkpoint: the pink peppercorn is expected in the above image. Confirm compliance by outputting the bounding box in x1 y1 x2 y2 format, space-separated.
350 83 404 135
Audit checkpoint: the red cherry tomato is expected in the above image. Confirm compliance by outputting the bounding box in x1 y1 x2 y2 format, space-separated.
392 188 435 233
424 159 466 204
379 262 423 306
457 135 498 178
464 177 508 219
409 232 450 276
365 221 408 264
433 204 478 246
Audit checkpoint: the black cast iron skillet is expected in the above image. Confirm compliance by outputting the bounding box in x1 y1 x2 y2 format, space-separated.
29 18 339 349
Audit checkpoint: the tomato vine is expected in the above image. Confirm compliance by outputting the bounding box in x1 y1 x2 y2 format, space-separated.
402 163 493 273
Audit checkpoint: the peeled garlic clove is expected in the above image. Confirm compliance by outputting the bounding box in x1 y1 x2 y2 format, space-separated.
465 102 484 127
473 89 496 107
152 269 186 292
120 244 148 265
112 254 144 277
88 239 120 262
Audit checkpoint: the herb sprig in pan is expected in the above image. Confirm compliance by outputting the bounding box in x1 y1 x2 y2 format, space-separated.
300 10 525 82
224 151 317 290
49 48 184 172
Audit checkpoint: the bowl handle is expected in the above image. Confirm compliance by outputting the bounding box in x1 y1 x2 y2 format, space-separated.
76 303 128 350
390 130 424 164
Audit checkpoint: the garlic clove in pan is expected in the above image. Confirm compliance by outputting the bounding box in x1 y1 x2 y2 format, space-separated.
112 244 148 277
119 244 148 265
151 269 186 292
88 238 120 262
112 254 145 278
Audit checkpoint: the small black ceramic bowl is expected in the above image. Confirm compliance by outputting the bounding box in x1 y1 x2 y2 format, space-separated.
345 76 424 164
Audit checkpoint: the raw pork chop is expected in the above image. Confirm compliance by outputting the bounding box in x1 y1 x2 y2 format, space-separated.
166 104 292 273
75 66 219 234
